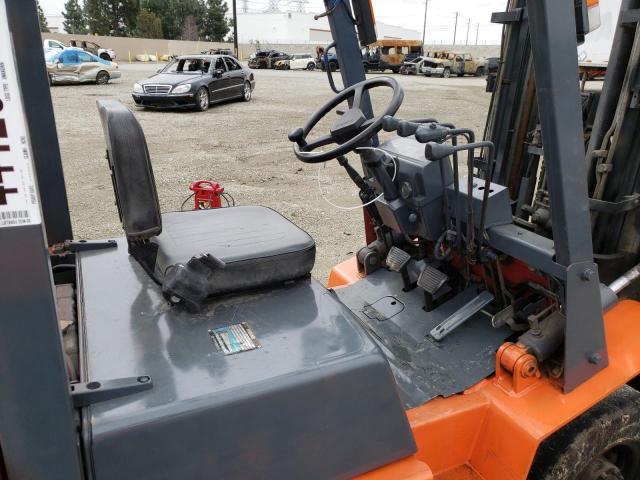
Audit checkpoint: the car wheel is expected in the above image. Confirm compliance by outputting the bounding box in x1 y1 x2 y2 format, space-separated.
442 68 451 78
242 81 252 102
96 71 110 85
307 62 315 71
99 53 111 61
329 61 338 72
476 67 486 76
392 67 400 74
195 87 209 111
529 386 640 479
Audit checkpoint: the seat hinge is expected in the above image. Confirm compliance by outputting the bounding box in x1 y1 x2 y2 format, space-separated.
49 239 117 256
70 375 153 407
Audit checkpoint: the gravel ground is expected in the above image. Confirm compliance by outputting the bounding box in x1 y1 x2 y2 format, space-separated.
51 63 490 282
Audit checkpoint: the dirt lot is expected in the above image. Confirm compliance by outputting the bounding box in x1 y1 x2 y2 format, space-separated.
50 63 490 282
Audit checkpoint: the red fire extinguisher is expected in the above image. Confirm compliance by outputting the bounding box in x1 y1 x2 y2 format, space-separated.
189 180 224 210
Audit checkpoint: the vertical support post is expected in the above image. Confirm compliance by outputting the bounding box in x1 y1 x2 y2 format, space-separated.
324 0 372 116
0 1 83 478
527 0 608 391
232 0 239 57
7 0 72 246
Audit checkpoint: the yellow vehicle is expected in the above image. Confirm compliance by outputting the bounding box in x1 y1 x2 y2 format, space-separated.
362 39 423 73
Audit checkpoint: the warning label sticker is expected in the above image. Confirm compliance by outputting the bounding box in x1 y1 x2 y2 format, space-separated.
0 1 41 228
209 323 261 355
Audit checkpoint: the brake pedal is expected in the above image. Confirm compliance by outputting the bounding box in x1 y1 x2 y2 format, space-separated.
417 266 448 295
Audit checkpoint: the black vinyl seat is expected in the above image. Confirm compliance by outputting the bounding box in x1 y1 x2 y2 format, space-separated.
97 99 315 309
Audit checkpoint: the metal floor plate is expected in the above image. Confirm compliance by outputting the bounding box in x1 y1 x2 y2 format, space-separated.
334 269 512 408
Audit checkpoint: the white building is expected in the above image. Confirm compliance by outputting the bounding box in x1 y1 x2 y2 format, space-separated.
236 11 421 45
45 15 66 34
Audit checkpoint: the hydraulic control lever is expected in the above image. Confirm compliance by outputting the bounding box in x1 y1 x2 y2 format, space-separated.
382 116 438 137
425 140 496 260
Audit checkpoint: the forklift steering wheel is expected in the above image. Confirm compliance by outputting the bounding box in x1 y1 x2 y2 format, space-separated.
288 77 404 163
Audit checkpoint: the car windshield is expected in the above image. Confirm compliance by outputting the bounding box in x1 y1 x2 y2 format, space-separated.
407 57 423 64
162 58 210 74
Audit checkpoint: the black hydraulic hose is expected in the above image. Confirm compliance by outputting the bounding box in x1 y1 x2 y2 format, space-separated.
323 42 342 94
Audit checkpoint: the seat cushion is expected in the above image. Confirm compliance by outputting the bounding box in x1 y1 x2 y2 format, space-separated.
155 206 316 307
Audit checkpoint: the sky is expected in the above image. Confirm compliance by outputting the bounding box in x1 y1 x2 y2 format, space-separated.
40 0 507 44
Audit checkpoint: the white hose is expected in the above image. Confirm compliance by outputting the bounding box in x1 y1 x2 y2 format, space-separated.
317 147 398 211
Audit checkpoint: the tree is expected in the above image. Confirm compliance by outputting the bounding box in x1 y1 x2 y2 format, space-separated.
200 0 229 41
37 1 50 32
136 8 163 38
84 0 138 36
181 15 198 40
143 0 202 40
62 0 88 34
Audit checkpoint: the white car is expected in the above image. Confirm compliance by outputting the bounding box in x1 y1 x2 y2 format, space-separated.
275 53 316 70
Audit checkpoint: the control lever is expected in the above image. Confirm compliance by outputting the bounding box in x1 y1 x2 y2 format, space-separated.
425 140 496 259
382 115 438 136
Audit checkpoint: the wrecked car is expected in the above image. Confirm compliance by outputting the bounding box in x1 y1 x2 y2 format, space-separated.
69 39 116 61
46 49 121 85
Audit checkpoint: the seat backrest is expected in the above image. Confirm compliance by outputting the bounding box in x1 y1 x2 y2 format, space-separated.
97 100 162 241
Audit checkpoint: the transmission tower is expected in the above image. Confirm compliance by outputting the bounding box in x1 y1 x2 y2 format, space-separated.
266 0 281 12
289 0 309 12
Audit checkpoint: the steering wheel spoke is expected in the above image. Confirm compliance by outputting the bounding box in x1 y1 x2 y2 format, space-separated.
304 133 336 151
351 84 364 110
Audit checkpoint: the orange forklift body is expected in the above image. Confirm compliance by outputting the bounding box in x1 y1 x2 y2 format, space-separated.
329 258 640 480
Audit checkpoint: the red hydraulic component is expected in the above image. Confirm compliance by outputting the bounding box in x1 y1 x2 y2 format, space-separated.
189 180 224 210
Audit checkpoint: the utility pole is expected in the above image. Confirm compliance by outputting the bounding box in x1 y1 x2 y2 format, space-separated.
421 0 429 51
452 12 459 46
241 0 248 13
232 0 238 57
475 22 480 45
465 18 471 45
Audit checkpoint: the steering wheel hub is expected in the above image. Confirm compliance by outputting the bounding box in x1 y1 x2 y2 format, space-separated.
289 76 404 163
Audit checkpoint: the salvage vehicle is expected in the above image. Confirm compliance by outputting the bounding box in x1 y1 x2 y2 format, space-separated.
316 45 340 71
485 57 500 92
422 51 487 78
275 53 315 70
68 39 116 61
400 56 428 75
8 1 640 480
446 52 487 76
132 55 254 111
45 49 120 85
202 48 237 58
248 50 288 69
362 39 423 73
421 55 452 77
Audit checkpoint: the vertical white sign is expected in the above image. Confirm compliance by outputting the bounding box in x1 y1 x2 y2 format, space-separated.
0 0 42 227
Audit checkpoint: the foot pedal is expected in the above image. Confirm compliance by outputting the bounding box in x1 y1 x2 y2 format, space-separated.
386 247 411 272
417 266 448 294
